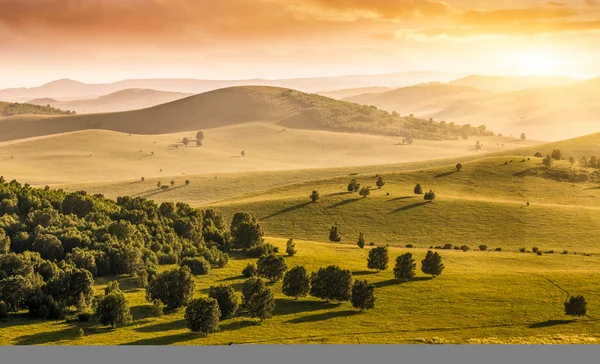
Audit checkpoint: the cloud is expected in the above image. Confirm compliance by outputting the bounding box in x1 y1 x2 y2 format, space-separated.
305 0 449 19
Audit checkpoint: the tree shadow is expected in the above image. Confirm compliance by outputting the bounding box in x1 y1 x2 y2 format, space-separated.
352 270 378 276
122 332 199 345
374 276 433 288
130 305 152 321
434 171 457 178
584 186 600 191
326 198 361 209
135 319 186 333
391 202 429 213
219 319 257 332
0 313 50 328
219 275 245 282
528 319 576 329
286 310 360 324
387 196 416 202
273 299 341 316
138 185 186 199
261 202 311 220
199 282 244 294
324 192 354 197
15 324 109 345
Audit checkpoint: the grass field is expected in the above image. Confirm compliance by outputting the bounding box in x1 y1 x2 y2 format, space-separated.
1 238 599 345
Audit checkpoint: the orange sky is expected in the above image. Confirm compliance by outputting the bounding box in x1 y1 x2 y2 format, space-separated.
1 0 600 88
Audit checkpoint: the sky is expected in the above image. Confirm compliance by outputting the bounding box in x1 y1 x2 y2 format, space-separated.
1 0 600 88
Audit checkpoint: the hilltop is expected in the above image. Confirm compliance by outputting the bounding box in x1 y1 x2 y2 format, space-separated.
0 101 75 117
27 89 192 114
0 86 494 143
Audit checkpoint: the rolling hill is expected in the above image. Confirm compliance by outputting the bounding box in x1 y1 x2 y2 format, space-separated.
316 87 394 100
449 75 578 92
27 89 192 114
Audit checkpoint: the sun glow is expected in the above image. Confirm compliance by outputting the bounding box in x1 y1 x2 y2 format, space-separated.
512 51 565 76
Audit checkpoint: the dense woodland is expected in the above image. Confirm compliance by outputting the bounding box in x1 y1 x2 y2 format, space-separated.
0 102 75 117
282 90 493 141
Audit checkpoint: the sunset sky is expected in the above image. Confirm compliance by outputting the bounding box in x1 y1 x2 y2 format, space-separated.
1 0 600 88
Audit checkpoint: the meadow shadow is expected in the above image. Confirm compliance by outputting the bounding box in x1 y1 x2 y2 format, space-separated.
324 191 354 197
352 270 378 276
219 319 257 332
434 171 457 178
286 310 360 324
134 319 186 333
391 201 429 213
273 299 341 316
123 332 199 345
374 276 432 288
327 198 361 209
219 275 245 282
261 202 311 220
528 319 576 329
387 196 416 202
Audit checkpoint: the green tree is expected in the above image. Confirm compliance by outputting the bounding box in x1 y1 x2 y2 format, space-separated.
208 284 239 319
421 251 445 277
242 263 258 278
424 190 436 201
310 265 353 302
0 228 10 254
393 253 416 281
367 246 389 272
196 131 205 140
543 155 553 168
357 232 365 249
347 179 360 192
230 212 264 251
182 137 190 146
329 225 342 243
551 149 562 161
0 301 7 320
257 254 287 282
376 176 385 189
95 290 133 328
0 276 32 312
359 187 371 198
145 266 195 309
184 297 220 335
151 299 164 317
569 156 576 165
456 163 463 172
32 234 64 261
180 256 211 275
282 266 310 299
241 277 266 307
247 286 275 322
414 184 423 195
351 280 375 311
310 190 320 203
286 238 297 256
564 296 587 317
521 133 527 141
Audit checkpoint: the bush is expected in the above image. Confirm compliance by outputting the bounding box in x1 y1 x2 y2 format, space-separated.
564 296 587 317
145 266 195 309
242 277 266 307
479 245 488 251
310 190 320 203
0 275 32 312
442 243 453 250
247 286 276 322
495 247 503 252
208 284 239 319
367 246 389 272
351 280 375 311
532 247 539 253
562 250 569 255
184 297 221 335
453 246 460 250
460 245 470 252
369 242 375 246
421 251 444 277
286 239 297 256
180 256 211 275
257 254 287 282
329 226 342 243
95 291 133 328
424 190 436 201
282 266 311 299
359 187 371 198
242 263 258 278
310 265 353 302
393 253 416 281
405 244 414 248
537 251 543 256
414 184 423 195
357 232 365 249
456 163 462 171
151 299 164 317
519 247 526 253
246 243 277 258
376 177 385 189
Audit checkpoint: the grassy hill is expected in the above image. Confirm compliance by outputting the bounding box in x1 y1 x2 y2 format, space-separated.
1 238 599 345
27 89 192 114
0 86 495 143
0 101 75 117
449 75 577 92
316 87 394 100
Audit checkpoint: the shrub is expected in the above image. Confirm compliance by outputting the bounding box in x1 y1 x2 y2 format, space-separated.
367 246 389 272
537 251 543 256
184 297 220 335
310 190 320 203
282 266 311 299
421 251 444 277
456 163 462 172
519 247 526 253
424 190 436 201
376 177 385 189
414 184 423 195
0 275 32 312
242 263 258 278
208 284 239 319
442 243 453 250
257 254 287 282
357 232 365 249
546 250 555 254
460 245 470 252
534 152 543 158
286 239 296 256
351 280 375 311
246 243 278 258
369 242 375 246
393 253 416 281
406 244 414 248
532 247 539 253
95 291 133 328
247 286 275 322
242 277 266 307
564 296 587 317
180 256 211 275
151 299 164 317
145 266 195 309
562 250 569 255
479 245 488 251
453 246 460 250
310 266 353 302
329 225 342 243
359 187 371 198
495 247 503 252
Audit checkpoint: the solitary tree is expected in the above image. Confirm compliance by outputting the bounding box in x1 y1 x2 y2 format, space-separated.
393 253 416 281
424 190 436 201
359 187 371 198
208 284 239 319
241 150 245 157
310 190 320 203
282 266 311 300
414 184 423 195
145 266 195 309
242 263 258 278
376 176 385 189
357 232 365 249
182 137 190 146
286 238 297 256
196 131 205 140
230 212 264 250
257 254 287 282
157 181 162 188
569 156 576 165
551 149 563 161
170 180 175 186
564 296 587 318
184 297 220 335
185 180 190 185
95 289 133 328
521 133 527 141
543 155 553 168
310 265 353 302
351 280 375 311
246 286 275 322
456 163 463 172
347 179 360 192
367 246 389 272
421 251 445 277
329 225 342 243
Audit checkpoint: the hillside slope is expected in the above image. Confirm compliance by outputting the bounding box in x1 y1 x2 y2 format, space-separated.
27 89 192 114
316 87 394 100
449 75 577 92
